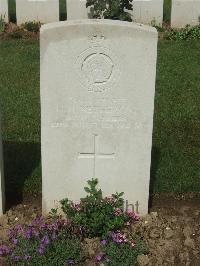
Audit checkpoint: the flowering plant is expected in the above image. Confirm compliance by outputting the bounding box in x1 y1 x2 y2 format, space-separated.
96 231 148 265
0 216 86 265
60 178 139 238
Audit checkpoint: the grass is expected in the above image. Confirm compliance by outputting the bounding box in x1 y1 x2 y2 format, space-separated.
0 39 199 204
0 40 40 205
163 0 171 25
8 0 16 23
153 40 200 193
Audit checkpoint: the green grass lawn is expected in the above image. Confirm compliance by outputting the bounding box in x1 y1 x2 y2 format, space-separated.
0 39 199 203
163 0 171 24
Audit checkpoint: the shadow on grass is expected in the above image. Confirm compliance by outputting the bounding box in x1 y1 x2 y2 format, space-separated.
149 146 160 209
3 141 40 210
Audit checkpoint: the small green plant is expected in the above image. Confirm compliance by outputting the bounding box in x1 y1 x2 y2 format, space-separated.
0 15 6 33
164 25 200 40
96 233 148 265
60 178 139 238
86 0 133 22
24 21 41 32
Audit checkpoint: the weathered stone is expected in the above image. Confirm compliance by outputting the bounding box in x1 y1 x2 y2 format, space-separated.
67 0 88 20
16 0 59 25
171 0 200 28
40 20 157 215
132 0 163 26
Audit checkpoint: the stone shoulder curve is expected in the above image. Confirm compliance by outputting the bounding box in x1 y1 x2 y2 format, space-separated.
40 19 157 35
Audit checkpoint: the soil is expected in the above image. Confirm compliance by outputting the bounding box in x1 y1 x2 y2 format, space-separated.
0 193 199 265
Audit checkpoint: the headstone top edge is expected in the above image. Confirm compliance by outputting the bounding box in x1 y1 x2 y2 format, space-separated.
40 19 158 35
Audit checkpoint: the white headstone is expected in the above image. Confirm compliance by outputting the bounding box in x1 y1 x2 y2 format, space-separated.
67 0 163 26
0 115 5 215
67 0 88 20
0 0 8 22
16 0 59 25
41 20 158 215
132 0 164 26
171 0 200 28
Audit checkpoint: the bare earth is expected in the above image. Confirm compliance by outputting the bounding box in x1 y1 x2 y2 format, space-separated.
0 194 199 265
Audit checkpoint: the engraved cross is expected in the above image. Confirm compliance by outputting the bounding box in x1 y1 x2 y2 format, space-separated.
79 134 115 177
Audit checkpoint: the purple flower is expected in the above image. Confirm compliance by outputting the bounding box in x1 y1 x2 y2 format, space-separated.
101 239 107 245
51 231 57 240
32 228 39 237
24 255 31 260
126 210 140 221
16 224 23 232
14 255 21 261
41 235 50 245
95 253 105 262
12 238 18 245
33 215 44 225
38 244 45 255
24 228 33 239
66 259 75 265
0 245 10 255
40 223 47 230
7 229 14 238
110 231 128 244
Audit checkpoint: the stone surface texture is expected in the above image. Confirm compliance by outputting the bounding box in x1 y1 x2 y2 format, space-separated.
171 0 200 28
40 20 158 215
0 0 8 22
132 0 164 26
0 114 5 215
67 0 88 20
16 0 59 25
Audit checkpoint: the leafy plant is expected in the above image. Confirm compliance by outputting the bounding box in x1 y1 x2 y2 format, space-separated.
96 232 148 265
9 30 23 39
24 21 41 32
1 216 86 265
0 15 6 33
86 0 133 22
60 178 139 238
164 25 200 40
